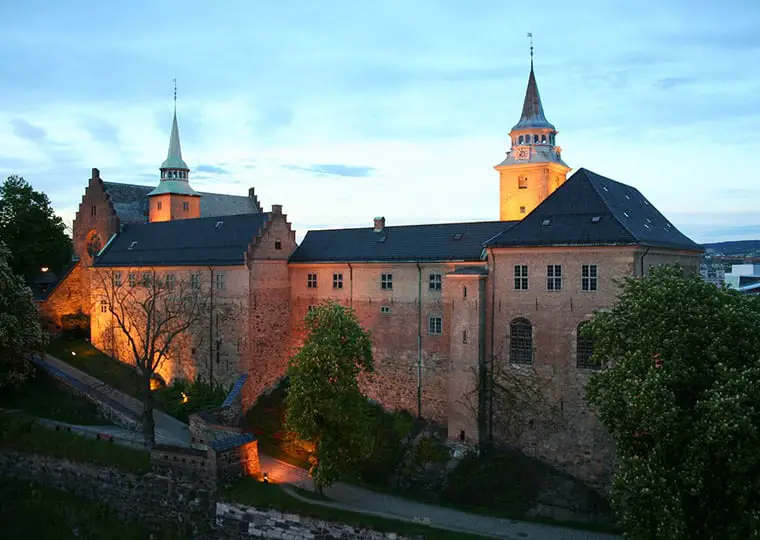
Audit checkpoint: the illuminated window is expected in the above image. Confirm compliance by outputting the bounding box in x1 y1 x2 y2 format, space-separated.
100 299 108 313
514 265 528 290
510 318 533 364
547 265 562 291
307 273 317 288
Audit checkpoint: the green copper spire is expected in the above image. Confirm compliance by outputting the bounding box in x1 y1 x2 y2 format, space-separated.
160 110 189 170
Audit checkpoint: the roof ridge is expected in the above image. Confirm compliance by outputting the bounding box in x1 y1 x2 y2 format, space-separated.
305 219 516 233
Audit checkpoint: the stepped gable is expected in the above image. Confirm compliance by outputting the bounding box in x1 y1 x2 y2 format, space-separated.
486 168 702 251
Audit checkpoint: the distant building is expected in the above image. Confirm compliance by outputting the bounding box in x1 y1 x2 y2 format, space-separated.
725 264 760 290
39 59 702 490
700 258 726 287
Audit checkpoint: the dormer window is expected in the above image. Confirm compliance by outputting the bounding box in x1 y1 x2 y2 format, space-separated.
128 241 138 250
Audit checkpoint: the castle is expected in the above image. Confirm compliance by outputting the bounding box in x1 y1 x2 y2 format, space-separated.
41 61 702 487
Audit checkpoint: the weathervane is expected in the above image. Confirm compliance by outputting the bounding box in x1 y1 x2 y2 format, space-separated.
527 32 534 67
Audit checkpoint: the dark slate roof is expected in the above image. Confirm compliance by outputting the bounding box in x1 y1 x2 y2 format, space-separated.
512 65 555 131
221 375 248 408
290 221 518 263
93 213 270 267
485 168 702 251
212 433 255 452
102 182 261 225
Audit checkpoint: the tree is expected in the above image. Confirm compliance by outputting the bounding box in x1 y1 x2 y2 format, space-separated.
92 268 209 446
285 301 374 493
0 241 47 391
585 265 760 539
0 175 72 280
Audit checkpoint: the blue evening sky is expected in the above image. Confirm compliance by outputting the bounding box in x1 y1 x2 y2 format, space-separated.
1 0 759 243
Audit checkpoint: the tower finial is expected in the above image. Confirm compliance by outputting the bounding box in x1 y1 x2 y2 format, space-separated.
173 78 177 113
527 32 533 69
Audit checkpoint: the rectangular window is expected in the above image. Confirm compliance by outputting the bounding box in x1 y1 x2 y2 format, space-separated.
462 330 468 344
307 273 317 288
166 273 175 290
429 272 442 291
113 271 122 287
275 240 282 250
428 315 442 335
157 201 163 211
380 305 391 314
128 272 137 287
142 272 151 286
100 299 107 313
514 265 528 290
182 201 189 212
190 273 201 290
547 264 562 291
91 205 96 217
582 264 598 291
215 272 226 291
381 273 393 290
333 273 343 289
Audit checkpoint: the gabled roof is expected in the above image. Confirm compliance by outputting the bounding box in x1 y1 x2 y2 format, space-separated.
512 65 555 131
93 213 271 267
485 168 702 251
102 182 261 225
290 221 518 263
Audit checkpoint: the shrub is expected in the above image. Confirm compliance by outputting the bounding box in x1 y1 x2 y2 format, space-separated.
354 405 415 484
60 311 90 339
153 376 228 422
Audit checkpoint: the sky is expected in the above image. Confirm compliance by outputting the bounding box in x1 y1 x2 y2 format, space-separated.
1 0 759 244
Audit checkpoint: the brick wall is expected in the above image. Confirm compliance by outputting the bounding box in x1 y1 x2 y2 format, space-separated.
242 208 297 409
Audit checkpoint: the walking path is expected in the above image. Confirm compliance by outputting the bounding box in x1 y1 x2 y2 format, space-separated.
40 353 620 540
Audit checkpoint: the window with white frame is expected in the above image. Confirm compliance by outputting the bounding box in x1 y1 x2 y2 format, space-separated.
333 273 343 289
380 305 391 314
142 272 152 286
582 264 598 291
547 264 562 291
307 273 317 288
128 272 137 287
191 273 201 290
113 271 122 287
514 265 528 290
215 272 226 291
381 273 393 290
429 272 442 291
510 318 533 364
166 273 175 290
428 315 442 335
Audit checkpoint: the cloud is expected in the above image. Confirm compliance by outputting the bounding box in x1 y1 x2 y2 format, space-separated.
655 77 695 90
195 164 230 175
80 115 120 145
10 119 47 142
284 164 375 178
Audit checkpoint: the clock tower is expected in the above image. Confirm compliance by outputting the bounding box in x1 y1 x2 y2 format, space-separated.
495 56 571 221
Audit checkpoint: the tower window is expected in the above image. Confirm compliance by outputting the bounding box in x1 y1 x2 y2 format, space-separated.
275 240 282 250
183 201 189 212
541 134 547 143
518 135 524 144
520 206 526 214
518 176 528 189
91 205 96 217
157 201 162 210
534 134 539 143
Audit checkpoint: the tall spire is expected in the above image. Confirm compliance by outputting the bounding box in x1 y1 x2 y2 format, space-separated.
160 79 189 171
511 34 555 131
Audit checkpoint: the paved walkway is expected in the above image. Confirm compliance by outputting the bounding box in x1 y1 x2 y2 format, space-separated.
42 353 620 540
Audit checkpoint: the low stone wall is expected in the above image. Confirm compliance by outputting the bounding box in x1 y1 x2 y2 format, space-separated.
215 502 410 539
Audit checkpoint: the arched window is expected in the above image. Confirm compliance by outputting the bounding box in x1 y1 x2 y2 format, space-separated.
533 134 539 143
577 322 596 368
541 134 547 143
510 318 533 364
518 135 524 144
518 176 528 189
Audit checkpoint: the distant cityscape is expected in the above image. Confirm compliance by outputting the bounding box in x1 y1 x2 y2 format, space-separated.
700 240 760 293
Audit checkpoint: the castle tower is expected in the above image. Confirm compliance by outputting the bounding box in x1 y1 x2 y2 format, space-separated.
148 85 201 223
495 47 571 221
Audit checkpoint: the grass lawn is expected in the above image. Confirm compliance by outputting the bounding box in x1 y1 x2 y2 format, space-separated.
0 411 150 474
0 477 182 540
0 368 109 426
46 336 142 397
222 477 491 540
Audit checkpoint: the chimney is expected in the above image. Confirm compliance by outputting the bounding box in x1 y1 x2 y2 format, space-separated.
271 204 283 215
248 187 256 199
373 216 385 232
92 168 100 180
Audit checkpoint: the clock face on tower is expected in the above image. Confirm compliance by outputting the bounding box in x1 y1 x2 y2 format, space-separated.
515 147 529 161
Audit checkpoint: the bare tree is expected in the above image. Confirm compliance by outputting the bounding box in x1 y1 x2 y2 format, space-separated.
461 335 561 450
92 268 210 446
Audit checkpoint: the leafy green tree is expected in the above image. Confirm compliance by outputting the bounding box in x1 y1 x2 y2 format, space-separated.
0 241 47 391
0 175 72 280
586 265 760 539
285 301 374 493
